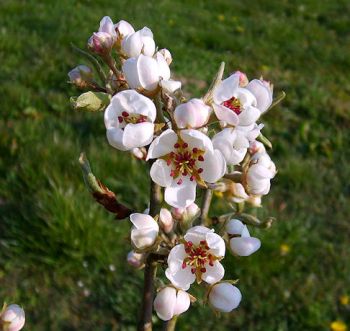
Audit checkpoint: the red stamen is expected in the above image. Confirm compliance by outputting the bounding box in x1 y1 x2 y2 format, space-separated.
174 143 180 148
118 116 123 123
177 178 183 185
197 168 203 173
198 155 204 161
183 142 188 148
121 111 129 117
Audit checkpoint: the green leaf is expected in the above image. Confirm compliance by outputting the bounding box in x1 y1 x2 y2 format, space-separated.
70 91 110 112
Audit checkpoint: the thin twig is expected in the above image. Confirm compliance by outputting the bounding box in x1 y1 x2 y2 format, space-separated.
162 316 178 331
199 189 213 226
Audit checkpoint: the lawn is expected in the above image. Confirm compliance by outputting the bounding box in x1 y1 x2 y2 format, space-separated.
0 0 350 330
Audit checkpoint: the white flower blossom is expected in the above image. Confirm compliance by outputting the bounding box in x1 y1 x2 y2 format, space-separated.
104 90 156 151
122 53 170 92
174 99 211 129
212 73 273 127
226 219 261 256
165 226 225 290
209 282 242 312
246 152 276 195
121 27 155 58
147 129 226 208
129 213 159 250
0 304 25 331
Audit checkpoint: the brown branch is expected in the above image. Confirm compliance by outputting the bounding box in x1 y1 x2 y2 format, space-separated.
199 188 213 226
162 316 178 331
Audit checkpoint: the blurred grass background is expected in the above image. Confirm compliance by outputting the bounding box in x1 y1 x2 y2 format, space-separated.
1 0 350 330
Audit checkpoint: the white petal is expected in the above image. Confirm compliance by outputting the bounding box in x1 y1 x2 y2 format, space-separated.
225 219 245 235
184 226 213 245
238 106 261 126
206 232 226 257
167 244 187 271
131 227 158 249
213 73 240 104
230 237 261 256
241 225 250 238
130 213 158 230
106 128 129 151
155 53 171 81
209 283 242 312
201 149 226 183
246 79 273 113
213 103 239 127
147 129 178 160
165 266 196 291
122 122 154 149
115 20 135 38
136 54 160 91
139 27 155 56
201 260 225 284
122 57 141 89
160 80 181 94
99 16 116 36
174 290 191 316
164 177 196 208
154 287 176 321
150 159 173 187
180 129 214 153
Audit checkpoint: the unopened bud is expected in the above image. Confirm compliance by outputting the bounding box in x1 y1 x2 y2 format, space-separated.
68 65 93 89
0 304 25 331
209 283 242 313
131 147 147 160
172 203 200 222
88 32 115 55
159 208 174 233
127 250 144 268
249 141 266 155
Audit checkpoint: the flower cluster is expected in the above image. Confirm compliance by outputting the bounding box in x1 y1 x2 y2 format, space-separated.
69 16 282 327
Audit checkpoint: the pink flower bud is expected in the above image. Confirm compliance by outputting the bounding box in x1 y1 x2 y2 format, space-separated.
233 70 249 87
127 250 144 268
159 208 174 233
68 65 93 89
88 32 115 55
174 99 211 129
1 304 25 331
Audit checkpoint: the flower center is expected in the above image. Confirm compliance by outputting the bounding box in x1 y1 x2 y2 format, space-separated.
164 141 205 185
222 97 242 115
182 240 215 280
118 111 148 124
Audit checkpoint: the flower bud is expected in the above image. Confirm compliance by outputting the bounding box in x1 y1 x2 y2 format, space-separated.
0 304 25 331
246 195 262 207
127 250 144 268
229 182 249 203
154 287 190 321
159 208 174 233
157 48 172 65
130 213 159 250
88 32 115 55
209 283 242 313
121 27 155 58
68 65 93 89
249 141 266 155
114 20 135 42
233 70 249 87
174 99 211 129
131 147 147 160
172 203 200 222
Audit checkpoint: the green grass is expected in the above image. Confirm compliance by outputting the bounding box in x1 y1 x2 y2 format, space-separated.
1 0 350 330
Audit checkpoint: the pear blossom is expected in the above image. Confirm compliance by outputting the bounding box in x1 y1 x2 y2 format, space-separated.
114 20 135 42
104 89 156 151
88 16 116 54
226 219 261 256
121 27 155 58
212 128 249 166
0 304 25 331
130 213 159 250
172 203 200 222
122 53 170 92
209 282 242 312
147 129 226 208
127 250 144 268
246 152 276 195
165 226 225 290
154 287 190 321
174 99 211 129
159 208 174 233
212 73 273 128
